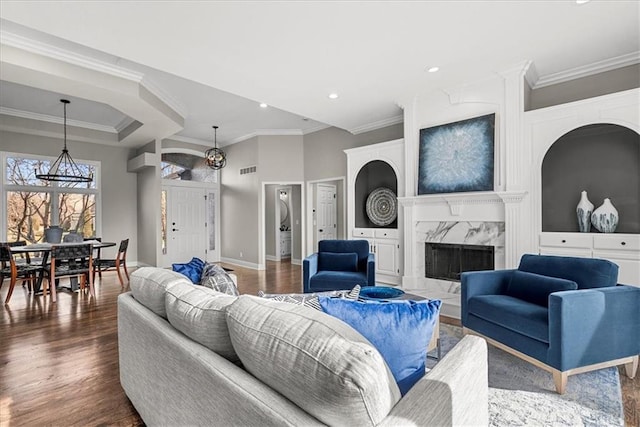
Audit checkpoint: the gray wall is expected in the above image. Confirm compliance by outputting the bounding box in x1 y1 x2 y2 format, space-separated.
303 124 403 182
291 184 302 261
527 64 640 111
220 137 260 264
0 130 138 262
265 184 277 258
136 140 161 266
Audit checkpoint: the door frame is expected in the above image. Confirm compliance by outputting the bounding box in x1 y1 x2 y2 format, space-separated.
306 176 346 256
260 181 305 271
162 179 220 267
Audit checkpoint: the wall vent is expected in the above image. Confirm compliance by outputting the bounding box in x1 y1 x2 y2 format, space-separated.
240 165 257 175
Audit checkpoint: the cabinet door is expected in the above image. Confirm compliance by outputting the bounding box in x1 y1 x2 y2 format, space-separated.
375 240 399 276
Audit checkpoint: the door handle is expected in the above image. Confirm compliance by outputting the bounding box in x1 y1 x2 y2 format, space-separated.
319 229 323 232
172 228 179 231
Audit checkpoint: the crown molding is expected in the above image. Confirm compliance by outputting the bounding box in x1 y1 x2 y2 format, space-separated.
0 106 117 134
302 123 331 134
533 52 640 89
0 29 144 82
348 114 404 135
1 29 186 121
140 77 188 120
114 116 136 133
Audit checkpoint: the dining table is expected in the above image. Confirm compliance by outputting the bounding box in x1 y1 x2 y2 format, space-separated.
11 240 116 294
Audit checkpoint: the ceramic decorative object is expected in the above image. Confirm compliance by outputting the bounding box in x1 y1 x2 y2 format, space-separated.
365 187 397 226
63 231 83 242
576 190 594 233
591 198 619 233
44 225 63 243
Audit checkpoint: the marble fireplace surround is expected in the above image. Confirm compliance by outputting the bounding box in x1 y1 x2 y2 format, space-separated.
398 191 527 318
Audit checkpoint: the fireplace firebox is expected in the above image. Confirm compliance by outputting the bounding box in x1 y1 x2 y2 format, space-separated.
425 243 494 281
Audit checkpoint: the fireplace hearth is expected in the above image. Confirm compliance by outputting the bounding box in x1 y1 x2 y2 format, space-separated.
425 243 494 281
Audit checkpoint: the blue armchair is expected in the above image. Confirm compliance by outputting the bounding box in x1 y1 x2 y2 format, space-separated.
461 254 639 394
303 240 375 293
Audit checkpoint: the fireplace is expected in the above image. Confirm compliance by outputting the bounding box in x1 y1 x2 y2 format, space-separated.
425 243 495 281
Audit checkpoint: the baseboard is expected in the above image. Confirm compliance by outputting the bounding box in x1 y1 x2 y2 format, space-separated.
220 257 260 270
291 258 302 266
266 255 280 262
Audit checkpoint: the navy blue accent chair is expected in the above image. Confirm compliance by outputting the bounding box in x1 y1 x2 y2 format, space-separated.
303 240 375 293
461 254 639 394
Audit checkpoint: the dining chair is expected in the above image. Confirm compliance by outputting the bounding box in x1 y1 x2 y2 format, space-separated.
93 238 129 286
0 244 41 304
43 244 94 303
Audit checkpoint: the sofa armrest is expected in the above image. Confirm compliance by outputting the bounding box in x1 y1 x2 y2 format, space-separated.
379 335 488 427
366 253 376 286
302 253 319 293
548 285 640 371
461 269 514 325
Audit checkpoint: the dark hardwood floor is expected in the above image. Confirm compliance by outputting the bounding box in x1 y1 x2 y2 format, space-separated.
1 261 638 426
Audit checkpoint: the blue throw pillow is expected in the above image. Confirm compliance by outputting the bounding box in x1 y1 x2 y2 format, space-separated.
318 296 441 396
506 270 578 307
318 252 358 272
172 257 205 283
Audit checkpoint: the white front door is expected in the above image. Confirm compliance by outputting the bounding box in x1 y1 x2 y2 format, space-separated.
164 186 206 266
316 183 337 243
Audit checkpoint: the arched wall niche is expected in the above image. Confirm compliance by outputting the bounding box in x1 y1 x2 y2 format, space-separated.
354 160 398 228
541 123 639 233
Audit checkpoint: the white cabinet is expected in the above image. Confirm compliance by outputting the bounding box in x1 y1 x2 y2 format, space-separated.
539 232 640 286
353 228 401 284
345 139 404 285
280 231 291 257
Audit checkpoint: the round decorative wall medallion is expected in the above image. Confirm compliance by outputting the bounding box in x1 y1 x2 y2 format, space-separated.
366 187 397 226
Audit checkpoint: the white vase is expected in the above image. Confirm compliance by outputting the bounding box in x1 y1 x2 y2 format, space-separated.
576 190 594 233
591 198 619 233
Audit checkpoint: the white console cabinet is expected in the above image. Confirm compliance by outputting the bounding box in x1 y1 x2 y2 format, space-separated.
345 139 404 285
539 232 640 286
353 228 401 284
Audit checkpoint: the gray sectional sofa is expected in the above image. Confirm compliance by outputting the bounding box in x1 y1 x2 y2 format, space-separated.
118 267 489 426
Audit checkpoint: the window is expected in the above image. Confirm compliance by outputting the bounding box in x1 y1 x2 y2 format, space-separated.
2 153 100 243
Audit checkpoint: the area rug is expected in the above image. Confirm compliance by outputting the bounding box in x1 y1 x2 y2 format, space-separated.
428 324 624 427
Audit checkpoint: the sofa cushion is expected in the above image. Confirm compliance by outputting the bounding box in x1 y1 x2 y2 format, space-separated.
226 295 401 426
308 271 368 291
468 295 549 344
165 282 239 362
319 297 441 396
518 254 618 289
318 252 358 272
172 257 205 283
506 270 578 307
130 267 192 318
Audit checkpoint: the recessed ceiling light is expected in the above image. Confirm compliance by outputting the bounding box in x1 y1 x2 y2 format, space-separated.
259 103 268 108
328 93 339 99
576 0 590 4
427 66 439 73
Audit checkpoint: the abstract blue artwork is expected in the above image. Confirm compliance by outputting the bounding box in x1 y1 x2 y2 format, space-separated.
418 113 495 194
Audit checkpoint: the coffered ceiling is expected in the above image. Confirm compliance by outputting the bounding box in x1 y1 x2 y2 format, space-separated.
1 1 638 148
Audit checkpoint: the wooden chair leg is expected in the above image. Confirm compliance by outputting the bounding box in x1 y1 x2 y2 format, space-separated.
115 260 125 287
553 370 568 394
50 278 57 303
88 271 95 298
123 260 129 281
4 276 17 304
625 355 638 379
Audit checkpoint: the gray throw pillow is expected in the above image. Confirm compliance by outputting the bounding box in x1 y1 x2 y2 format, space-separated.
200 263 239 296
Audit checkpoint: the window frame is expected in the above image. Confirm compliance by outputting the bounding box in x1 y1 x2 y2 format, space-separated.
1 151 102 242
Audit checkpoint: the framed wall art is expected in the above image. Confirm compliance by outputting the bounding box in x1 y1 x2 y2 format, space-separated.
418 113 495 195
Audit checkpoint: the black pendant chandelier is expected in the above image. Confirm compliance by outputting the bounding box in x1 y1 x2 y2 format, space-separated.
204 125 226 170
36 99 93 183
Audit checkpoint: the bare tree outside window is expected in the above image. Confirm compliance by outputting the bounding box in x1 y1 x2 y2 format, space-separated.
4 155 98 243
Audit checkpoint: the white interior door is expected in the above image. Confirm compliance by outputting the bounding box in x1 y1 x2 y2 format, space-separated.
316 183 337 243
165 186 206 266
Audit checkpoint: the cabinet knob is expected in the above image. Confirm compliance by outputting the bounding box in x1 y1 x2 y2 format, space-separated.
561 239 566 243
621 241 626 246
